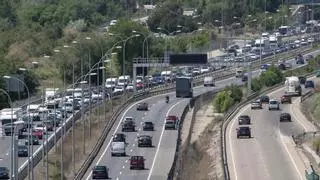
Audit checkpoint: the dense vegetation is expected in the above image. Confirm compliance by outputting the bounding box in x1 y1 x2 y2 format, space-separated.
213 85 243 113
0 0 317 107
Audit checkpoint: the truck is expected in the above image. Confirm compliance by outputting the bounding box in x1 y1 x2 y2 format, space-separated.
111 142 126 156
255 38 270 51
284 76 302 96
175 77 193 98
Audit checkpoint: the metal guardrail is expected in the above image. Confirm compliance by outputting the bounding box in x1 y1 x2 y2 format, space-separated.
73 46 319 180
301 90 315 102
220 70 317 180
15 39 317 179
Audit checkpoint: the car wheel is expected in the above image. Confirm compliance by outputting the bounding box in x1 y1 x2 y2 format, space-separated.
249 135 251 138
268 108 271 110
237 135 239 138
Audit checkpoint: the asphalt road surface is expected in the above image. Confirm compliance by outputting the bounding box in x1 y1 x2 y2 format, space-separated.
226 77 318 180
82 48 320 180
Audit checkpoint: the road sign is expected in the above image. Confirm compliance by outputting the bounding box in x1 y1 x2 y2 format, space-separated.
169 53 207 65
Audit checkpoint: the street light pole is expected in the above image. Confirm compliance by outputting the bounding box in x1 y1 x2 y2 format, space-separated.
122 34 141 75
3 76 31 180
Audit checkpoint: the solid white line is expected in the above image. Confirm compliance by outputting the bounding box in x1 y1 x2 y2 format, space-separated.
228 104 248 180
85 92 176 179
146 100 187 180
279 131 304 180
290 98 308 132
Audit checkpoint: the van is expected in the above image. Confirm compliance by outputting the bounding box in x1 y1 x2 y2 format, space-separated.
204 76 215 86
111 142 126 156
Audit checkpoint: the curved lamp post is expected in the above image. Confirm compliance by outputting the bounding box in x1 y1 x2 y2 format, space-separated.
3 75 32 180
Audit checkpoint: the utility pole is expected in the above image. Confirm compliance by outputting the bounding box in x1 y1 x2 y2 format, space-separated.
72 63 75 176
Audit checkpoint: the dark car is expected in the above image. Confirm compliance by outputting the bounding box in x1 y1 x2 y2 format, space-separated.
296 54 305 64
236 126 251 138
25 135 40 145
18 145 28 157
137 103 148 111
280 113 292 122
113 133 126 143
281 94 292 104
43 120 54 131
92 165 109 179
130 156 145 170
137 135 152 147
298 76 307 84
238 115 251 125
0 167 9 179
122 121 135 132
142 122 154 131
260 95 270 103
305 80 315 88
278 63 286 70
241 75 248 82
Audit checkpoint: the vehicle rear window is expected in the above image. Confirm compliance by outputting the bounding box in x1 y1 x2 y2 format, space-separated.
269 101 277 104
166 116 177 120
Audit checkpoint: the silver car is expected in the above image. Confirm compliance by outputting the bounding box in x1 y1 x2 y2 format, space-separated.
251 100 262 109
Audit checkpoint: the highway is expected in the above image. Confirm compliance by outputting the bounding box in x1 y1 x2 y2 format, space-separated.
226 78 318 180
82 49 320 179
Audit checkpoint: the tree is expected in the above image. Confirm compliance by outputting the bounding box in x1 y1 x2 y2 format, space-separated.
225 84 243 103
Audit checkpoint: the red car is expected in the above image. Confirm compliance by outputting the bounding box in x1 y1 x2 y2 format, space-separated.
130 156 145 170
165 115 178 130
32 129 44 140
136 82 144 89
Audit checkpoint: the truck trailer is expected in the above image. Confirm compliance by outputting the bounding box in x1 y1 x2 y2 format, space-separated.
176 77 193 98
284 76 301 96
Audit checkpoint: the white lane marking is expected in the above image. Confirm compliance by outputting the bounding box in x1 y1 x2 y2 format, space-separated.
290 98 308 132
116 177 119 180
228 105 249 180
132 144 135 147
125 160 128 163
122 166 125 169
85 91 179 179
137 133 139 136
119 171 122 175
147 100 187 180
130 149 133 152
227 86 293 179
138 128 141 131
279 131 305 180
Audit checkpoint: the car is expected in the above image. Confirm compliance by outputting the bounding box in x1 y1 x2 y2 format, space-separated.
165 115 178 130
142 122 154 131
32 129 44 140
241 75 248 82
0 167 9 179
43 120 54 131
25 135 40 145
268 99 280 110
123 117 134 123
130 156 145 170
280 113 292 122
18 145 28 157
305 80 315 88
260 95 270 103
112 133 126 143
137 102 148 111
278 63 286 70
137 135 152 147
238 115 251 125
122 121 135 132
236 126 251 138
281 94 292 104
298 76 307 84
251 99 262 109
33 124 47 132
92 165 109 179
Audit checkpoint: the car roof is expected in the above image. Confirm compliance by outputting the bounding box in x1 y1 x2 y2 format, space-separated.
281 112 290 115
138 135 151 138
269 99 278 101
239 115 250 118
144 121 153 124
166 115 177 120
131 156 144 159
239 126 250 130
93 165 107 170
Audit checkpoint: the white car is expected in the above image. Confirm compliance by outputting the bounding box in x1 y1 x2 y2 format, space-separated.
34 124 47 132
113 86 124 93
268 99 279 110
200 67 210 74
126 84 134 91
192 68 201 75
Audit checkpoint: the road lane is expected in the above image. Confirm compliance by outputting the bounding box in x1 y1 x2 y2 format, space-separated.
82 48 320 179
226 82 318 180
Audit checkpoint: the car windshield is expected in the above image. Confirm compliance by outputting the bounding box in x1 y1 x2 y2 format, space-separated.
270 101 277 104
0 167 7 171
94 166 106 171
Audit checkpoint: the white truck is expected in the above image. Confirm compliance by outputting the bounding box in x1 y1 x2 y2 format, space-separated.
235 67 245 78
255 38 270 51
284 76 302 96
111 142 126 156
